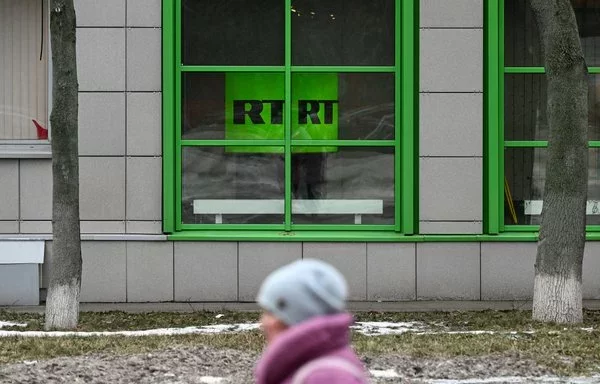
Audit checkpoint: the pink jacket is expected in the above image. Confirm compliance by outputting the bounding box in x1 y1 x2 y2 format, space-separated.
255 313 367 384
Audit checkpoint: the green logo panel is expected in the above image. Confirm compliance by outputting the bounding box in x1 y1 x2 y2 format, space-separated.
225 73 338 153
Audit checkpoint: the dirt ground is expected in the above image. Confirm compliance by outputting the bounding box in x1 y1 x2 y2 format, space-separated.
0 345 579 384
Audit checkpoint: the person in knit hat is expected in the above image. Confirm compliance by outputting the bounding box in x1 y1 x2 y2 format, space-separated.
254 259 369 384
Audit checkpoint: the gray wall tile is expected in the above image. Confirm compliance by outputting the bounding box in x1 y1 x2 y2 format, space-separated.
80 221 126 233
584 243 600 299
238 242 301 302
174 242 238 301
0 264 39 305
0 161 19 220
20 160 52 220
420 93 483 157
75 0 125 27
481 243 536 300
127 0 161 27
80 241 127 302
127 221 162 234
367 243 416 301
419 221 482 235
127 92 162 156
420 0 483 28
302 243 367 301
127 242 173 302
79 157 126 220
420 29 483 92
417 243 480 300
420 158 482 222
79 93 126 156
0 221 19 234
127 28 161 91
77 28 125 91
20 221 52 234
126 157 162 220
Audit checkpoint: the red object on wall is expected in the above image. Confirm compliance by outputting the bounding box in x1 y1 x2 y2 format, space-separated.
32 119 48 140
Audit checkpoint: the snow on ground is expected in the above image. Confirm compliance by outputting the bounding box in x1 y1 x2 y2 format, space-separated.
0 323 261 338
0 321 27 329
0 320 593 338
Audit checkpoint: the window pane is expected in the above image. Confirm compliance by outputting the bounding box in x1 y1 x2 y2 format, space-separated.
182 0 284 66
183 72 284 142
573 0 600 67
291 147 394 225
504 0 543 67
505 74 600 141
184 72 395 141
292 0 394 66
0 0 48 140
504 148 600 225
291 73 394 141
505 0 600 67
182 146 284 224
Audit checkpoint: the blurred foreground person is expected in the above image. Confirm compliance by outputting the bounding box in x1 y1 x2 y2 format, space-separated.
254 259 369 384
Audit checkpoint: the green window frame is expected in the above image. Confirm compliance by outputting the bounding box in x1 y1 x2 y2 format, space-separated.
162 0 418 240
486 0 600 237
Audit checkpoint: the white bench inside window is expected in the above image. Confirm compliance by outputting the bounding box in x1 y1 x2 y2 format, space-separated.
193 199 384 224
524 200 600 215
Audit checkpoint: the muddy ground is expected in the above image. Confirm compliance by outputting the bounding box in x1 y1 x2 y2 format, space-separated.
0 345 584 384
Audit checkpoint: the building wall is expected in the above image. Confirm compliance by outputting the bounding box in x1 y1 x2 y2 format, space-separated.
419 0 483 234
2 0 600 304
40 241 600 302
0 0 163 237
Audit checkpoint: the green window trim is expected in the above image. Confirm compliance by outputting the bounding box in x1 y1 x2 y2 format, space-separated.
485 0 600 235
162 0 419 238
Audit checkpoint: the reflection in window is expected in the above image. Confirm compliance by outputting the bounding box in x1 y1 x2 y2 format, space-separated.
505 0 600 67
182 0 284 66
505 148 600 225
292 0 394 66
573 0 600 67
183 72 395 141
182 146 285 224
505 74 600 141
291 147 394 225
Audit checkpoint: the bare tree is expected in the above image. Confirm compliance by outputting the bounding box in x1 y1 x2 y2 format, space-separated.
45 0 82 330
530 0 588 323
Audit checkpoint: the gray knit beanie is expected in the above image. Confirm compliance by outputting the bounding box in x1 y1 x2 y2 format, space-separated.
257 259 348 326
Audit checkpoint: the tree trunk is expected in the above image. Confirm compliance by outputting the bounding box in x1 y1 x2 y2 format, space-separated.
530 0 588 324
45 0 81 330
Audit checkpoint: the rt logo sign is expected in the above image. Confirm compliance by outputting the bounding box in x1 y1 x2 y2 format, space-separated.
233 100 339 125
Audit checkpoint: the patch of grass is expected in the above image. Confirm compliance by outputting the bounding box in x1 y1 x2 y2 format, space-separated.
353 329 600 376
1 329 600 376
354 309 600 332
0 311 260 332
2 309 600 332
2 309 600 376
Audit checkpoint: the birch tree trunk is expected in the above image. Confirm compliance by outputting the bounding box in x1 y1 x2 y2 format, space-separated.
530 0 588 324
45 0 81 330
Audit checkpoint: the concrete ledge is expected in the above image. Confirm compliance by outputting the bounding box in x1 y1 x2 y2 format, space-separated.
0 235 167 241
5 300 600 314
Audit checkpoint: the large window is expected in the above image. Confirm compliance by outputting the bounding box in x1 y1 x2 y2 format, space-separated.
0 0 49 143
163 0 416 234
487 0 600 233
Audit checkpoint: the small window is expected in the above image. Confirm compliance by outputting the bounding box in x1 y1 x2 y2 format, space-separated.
0 0 49 143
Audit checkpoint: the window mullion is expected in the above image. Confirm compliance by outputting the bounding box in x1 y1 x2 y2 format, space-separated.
284 0 292 231
175 0 183 231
